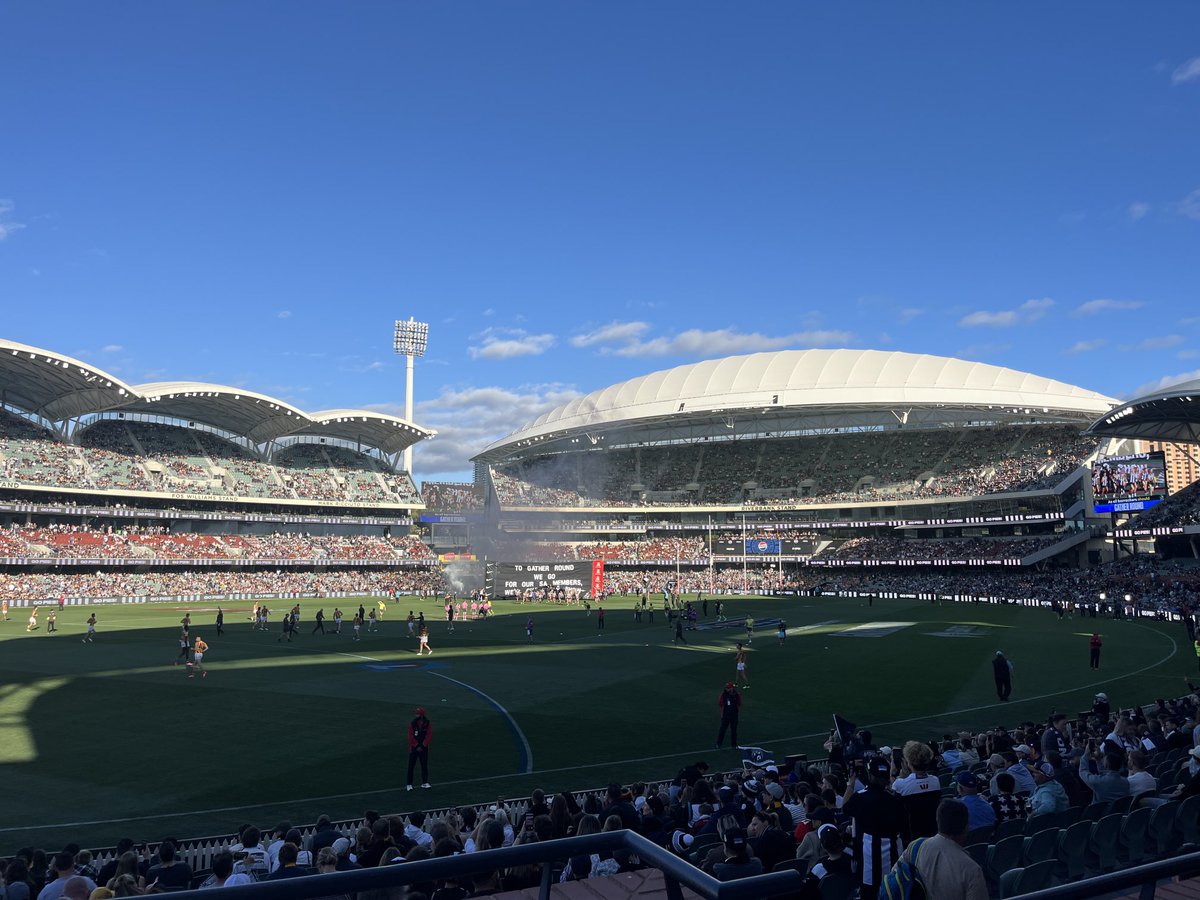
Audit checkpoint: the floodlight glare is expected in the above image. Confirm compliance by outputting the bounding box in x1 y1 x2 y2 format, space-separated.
393 318 429 357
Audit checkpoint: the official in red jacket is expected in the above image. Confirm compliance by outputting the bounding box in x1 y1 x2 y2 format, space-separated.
407 706 433 790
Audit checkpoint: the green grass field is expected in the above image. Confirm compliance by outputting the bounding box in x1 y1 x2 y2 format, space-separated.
0 594 1190 851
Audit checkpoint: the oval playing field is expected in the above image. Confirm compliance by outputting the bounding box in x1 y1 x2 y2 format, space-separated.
0 593 1185 848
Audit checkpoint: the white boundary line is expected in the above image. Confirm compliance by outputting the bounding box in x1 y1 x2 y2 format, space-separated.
425 671 534 774
0 620 1180 834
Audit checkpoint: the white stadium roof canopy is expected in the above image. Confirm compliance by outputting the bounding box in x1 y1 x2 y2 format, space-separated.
1086 377 1200 444
0 339 435 454
129 381 315 444
0 339 138 420
284 409 435 455
476 349 1118 463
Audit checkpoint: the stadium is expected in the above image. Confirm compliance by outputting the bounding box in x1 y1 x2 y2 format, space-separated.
4 339 1200 900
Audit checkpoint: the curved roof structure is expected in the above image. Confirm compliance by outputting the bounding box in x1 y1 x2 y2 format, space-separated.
0 337 437 459
0 339 138 420
477 349 1118 461
284 409 435 455
1086 377 1200 443
129 382 315 444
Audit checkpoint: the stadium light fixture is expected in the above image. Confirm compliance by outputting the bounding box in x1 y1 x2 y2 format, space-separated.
393 317 429 475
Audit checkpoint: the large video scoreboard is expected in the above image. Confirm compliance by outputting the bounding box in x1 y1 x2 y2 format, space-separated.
485 560 606 597
1091 451 1167 514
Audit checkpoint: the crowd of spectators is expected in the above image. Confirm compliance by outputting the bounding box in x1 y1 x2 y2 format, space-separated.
489 425 1100 509
0 568 447 603
0 414 419 506
5 684 1197 898
1130 478 1200 529
823 534 1069 562
794 557 1200 614
0 525 433 562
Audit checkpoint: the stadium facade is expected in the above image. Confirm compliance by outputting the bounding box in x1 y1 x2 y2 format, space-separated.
465 349 1141 593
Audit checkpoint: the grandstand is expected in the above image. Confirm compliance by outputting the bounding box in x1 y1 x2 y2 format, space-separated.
476 349 1114 512
468 350 1121 586
0 338 441 606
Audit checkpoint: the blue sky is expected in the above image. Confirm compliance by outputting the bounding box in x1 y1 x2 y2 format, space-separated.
2 2 1199 481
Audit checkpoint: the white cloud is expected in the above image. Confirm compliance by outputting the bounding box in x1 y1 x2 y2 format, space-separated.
101 344 124 353
1171 57 1200 85
1178 349 1199 360
1128 202 1150 222
0 199 25 241
897 308 925 324
365 361 386 371
571 323 851 357
468 328 556 360
1125 369 1200 399
959 298 1054 328
1121 334 1184 352
1179 188 1200 221
1065 339 1107 354
570 321 651 348
277 310 292 319
1073 299 1144 317
370 383 582 478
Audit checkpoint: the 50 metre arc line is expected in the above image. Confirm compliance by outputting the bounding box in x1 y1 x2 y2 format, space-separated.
426 670 533 774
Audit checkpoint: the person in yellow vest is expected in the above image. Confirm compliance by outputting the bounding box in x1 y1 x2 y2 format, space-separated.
190 635 209 678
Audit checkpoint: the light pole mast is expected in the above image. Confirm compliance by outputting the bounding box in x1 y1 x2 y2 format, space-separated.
393 317 429 475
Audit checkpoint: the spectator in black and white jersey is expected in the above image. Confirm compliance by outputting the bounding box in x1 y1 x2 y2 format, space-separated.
842 756 907 896
1040 713 1072 760
798 824 853 900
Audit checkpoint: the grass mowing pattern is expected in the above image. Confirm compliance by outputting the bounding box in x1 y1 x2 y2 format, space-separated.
0 594 1186 848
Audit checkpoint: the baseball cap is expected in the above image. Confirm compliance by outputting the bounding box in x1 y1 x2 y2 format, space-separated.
810 806 836 824
722 827 748 847
765 764 779 774
415 706 426 716
955 771 981 789
331 838 350 856
718 785 736 803
1095 692 1108 701
1188 747 1200 760
867 756 892 777
878 745 893 756
817 823 844 853
765 782 785 801
1014 744 1032 756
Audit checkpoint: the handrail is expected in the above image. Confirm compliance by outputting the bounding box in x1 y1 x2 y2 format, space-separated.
1019 849 1200 900
162 830 805 900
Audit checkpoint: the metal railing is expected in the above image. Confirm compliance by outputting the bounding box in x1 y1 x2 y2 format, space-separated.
162 830 804 900
1022 849 1200 900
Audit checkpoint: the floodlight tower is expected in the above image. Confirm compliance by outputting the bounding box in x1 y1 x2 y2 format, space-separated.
393 317 429 474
